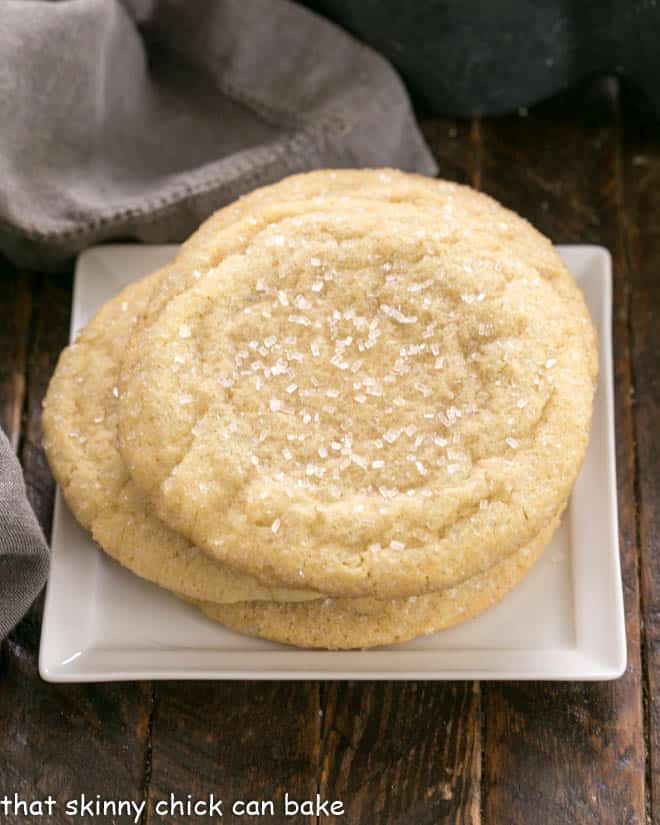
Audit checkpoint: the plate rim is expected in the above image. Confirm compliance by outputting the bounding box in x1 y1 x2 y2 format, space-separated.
39 243 626 682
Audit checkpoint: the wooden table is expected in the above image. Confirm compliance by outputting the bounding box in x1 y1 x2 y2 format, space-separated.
0 76 657 824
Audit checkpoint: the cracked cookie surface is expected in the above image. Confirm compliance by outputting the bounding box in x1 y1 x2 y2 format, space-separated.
42 274 321 604
118 171 596 599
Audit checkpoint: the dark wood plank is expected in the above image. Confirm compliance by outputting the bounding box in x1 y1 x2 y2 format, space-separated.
418 116 479 189
317 118 483 825
319 681 480 824
0 265 31 448
621 114 660 824
0 272 152 824
0 647 153 825
479 79 646 825
146 682 319 824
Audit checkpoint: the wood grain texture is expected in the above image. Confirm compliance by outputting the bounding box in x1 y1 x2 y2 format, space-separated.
0 272 152 825
418 116 476 187
0 264 31 449
146 682 319 824
479 79 646 825
315 117 483 825
318 681 480 825
622 113 660 824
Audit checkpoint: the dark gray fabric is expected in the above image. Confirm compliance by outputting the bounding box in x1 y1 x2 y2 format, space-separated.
0 0 434 636
0 430 49 639
303 0 660 118
0 0 436 271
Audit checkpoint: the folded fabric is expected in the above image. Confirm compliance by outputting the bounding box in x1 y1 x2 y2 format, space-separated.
0 430 49 639
0 0 436 270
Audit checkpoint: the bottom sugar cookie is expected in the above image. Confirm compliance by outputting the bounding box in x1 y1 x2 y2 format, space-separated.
192 510 562 649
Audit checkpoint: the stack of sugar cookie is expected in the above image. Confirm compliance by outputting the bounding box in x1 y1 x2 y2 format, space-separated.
43 169 597 649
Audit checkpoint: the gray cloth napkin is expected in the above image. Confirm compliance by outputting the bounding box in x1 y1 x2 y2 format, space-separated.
0 0 436 270
0 430 49 639
0 0 435 636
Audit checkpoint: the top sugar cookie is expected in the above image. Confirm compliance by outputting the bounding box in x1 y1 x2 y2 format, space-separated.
118 170 597 598
42 272 321 605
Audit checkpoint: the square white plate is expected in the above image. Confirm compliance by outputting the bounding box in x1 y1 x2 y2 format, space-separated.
39 244 625 682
